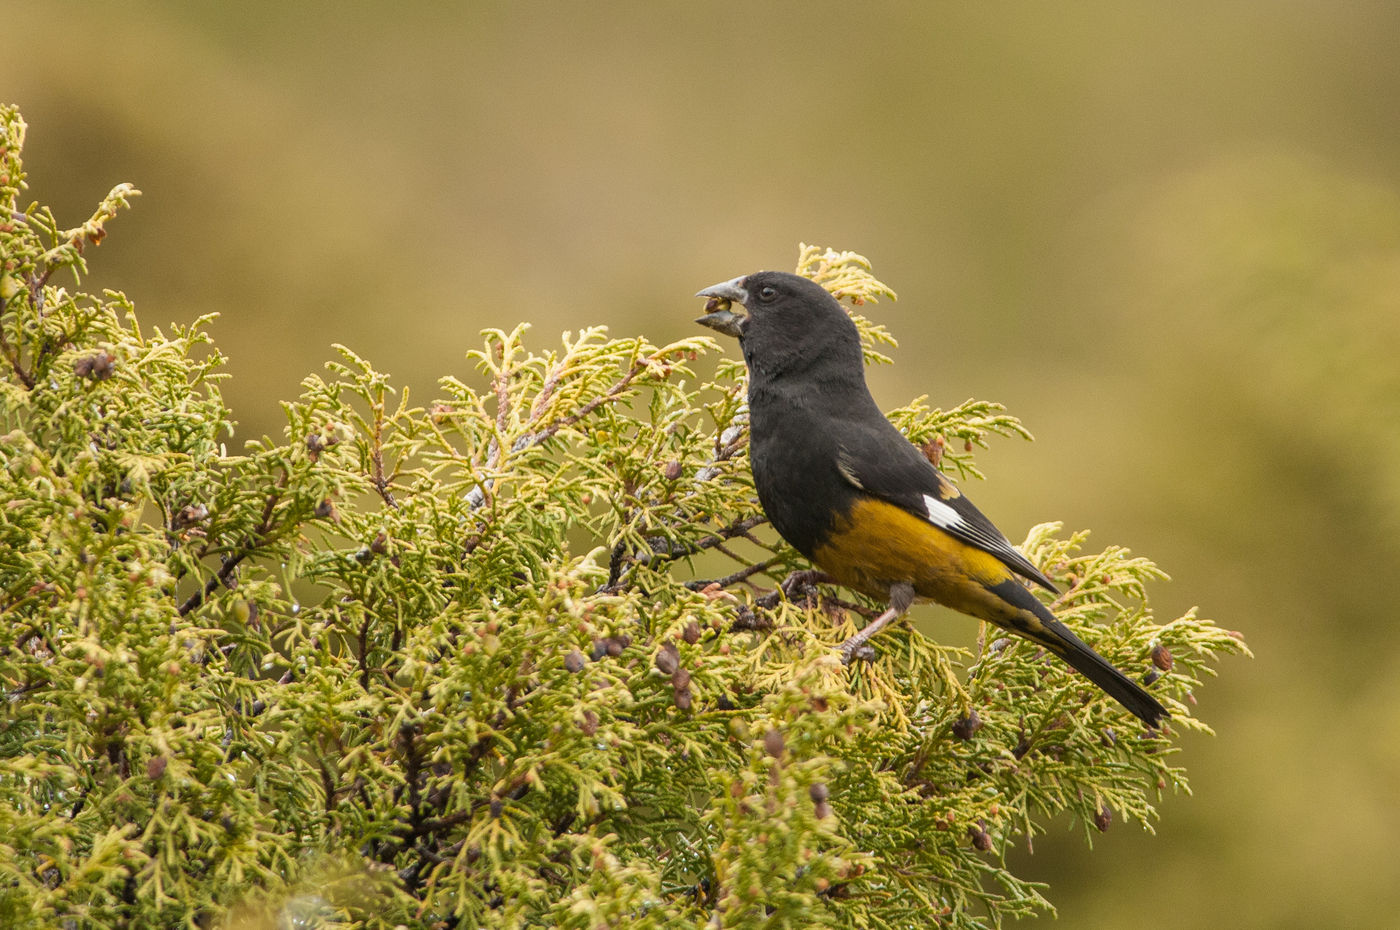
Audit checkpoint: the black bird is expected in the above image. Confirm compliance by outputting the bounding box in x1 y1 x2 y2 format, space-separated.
695 270 1167 727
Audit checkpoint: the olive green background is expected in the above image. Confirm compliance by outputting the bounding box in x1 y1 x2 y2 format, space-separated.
7 3 1399 926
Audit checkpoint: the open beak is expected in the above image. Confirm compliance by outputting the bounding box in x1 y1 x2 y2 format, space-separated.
694 276 749 338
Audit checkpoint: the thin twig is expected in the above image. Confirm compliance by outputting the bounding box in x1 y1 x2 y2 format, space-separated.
178 479 285 617
684 556 783 591
369 391 400 510
643 514 768 563
466 355 654 511
0 308 34 389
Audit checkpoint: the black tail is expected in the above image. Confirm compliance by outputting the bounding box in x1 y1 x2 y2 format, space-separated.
990 579 1168 727
1040 615 1168 727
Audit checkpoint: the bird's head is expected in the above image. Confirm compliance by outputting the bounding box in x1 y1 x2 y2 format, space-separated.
694 270 863 377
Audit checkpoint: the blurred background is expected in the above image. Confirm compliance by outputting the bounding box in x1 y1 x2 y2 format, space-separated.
6 2 1398 925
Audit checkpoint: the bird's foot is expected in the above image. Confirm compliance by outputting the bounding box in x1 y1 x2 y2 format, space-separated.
837 601 906 664
839 641 878 665
780 569 837 599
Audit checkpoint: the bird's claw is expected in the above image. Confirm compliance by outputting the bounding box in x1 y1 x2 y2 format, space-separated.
838 641 877 665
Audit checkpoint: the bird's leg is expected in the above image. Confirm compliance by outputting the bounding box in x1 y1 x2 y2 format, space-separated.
780 569 837 599
839 582 916 664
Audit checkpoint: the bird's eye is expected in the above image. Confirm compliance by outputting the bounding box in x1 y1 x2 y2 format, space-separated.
757 285 778 302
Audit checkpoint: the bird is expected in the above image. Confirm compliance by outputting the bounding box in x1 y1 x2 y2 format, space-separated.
694 270 1167 727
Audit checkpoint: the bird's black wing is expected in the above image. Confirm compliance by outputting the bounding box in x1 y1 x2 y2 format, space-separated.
834 418 1059 592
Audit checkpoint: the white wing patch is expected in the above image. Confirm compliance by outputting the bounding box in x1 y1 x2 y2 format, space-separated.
922 494 962 530
922 492 1033 569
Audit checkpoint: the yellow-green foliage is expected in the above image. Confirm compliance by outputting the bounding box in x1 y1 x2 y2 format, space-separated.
0 105 1246 930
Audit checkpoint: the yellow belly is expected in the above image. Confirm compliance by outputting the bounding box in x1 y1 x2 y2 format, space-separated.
811 496 1024 625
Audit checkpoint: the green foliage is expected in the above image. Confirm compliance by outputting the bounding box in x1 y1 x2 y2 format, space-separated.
0 104 1247 929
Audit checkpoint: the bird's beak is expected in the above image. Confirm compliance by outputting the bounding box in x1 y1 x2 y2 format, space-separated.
694 276 749 338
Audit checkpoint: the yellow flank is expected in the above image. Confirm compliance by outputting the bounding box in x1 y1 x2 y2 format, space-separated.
812 497 1043 632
